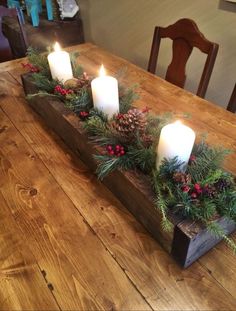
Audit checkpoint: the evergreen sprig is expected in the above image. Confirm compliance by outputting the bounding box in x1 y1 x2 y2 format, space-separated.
32 72 59 93
188 140 231 183
27 47 50 77
94 154 135 180
65 88 93 113
119 84 139 113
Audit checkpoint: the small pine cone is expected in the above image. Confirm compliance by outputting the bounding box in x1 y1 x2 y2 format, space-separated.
77 73 91 89
203 185 217 198
214 178 231 191
141 134 153 147
65 73 91 90
173 172 191 184
112 108 147 141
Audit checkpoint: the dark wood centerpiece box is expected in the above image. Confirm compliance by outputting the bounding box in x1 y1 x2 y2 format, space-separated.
22 73 236 268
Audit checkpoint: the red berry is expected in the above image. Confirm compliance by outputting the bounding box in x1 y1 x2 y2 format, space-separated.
194 183 202 194
191 192 197 199
110 150 114 155
194 183 201 190
182 185 190 193
120 150 125 155
190 155 196 162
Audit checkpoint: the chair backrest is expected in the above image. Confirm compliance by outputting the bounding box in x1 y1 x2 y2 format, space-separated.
227 83 236 113
147 18 219 98
0 5 28 62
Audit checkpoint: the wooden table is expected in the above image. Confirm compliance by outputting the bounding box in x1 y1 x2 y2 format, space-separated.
0 43 235 310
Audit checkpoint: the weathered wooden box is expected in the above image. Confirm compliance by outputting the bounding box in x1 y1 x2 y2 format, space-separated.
22 73 236 268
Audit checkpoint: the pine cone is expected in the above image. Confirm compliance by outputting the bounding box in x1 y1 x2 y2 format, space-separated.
214 178 231 191
173 172 191 184
112 108 147 142
64 73 91 90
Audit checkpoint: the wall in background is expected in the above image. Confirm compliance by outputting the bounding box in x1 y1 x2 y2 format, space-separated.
79 0 236 108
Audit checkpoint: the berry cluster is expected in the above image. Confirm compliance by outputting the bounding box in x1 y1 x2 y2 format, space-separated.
106 145 126 157
22 62 39 73
181 181 225 199
79 111 90 120
54 85 73 96
190 183 203 199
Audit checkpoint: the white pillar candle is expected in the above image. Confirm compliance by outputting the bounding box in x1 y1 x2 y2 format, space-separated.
91 65 119 119
47 42 73 83
156 121 196 171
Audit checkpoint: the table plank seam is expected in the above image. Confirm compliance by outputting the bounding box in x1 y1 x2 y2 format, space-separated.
36 263 62 311
198 260 236 300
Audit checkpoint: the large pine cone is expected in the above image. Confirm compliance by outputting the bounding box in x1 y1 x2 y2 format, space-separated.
112 108 147 141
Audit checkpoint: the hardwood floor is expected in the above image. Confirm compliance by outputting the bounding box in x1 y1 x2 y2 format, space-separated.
0 47 235 310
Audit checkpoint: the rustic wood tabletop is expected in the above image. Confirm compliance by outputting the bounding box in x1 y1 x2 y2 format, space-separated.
0 43 235 310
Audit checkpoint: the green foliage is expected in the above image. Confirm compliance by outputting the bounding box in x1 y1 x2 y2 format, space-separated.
119 84 139 113
188 140 231 183
95 154 135 180
83 115 109 138
27 47 50 77
127 146 156 174
89 108 109 123
215 189 236 222
152 170 173 231
32 72 59 93
65 88 93 113
158 157 183 178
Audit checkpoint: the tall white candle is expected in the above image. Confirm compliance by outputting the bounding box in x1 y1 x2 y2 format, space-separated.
47 42 73 83
156 121 196 171
91 65 119 119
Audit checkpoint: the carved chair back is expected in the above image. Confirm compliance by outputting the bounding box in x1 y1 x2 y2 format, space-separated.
148 18 219 98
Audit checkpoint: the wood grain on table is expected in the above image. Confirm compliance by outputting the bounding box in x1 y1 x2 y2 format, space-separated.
0 43 235 310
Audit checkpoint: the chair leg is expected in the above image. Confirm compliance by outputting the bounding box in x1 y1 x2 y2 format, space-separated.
37 0 42 13
227 83 236 113
30 4 39 26
45 0 53 20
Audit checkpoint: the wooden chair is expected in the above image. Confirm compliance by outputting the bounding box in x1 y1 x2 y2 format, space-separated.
147 18 219 98
0 5 28 62
227 83 236 113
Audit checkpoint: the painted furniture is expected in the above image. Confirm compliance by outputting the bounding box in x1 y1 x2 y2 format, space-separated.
8 0 53 26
